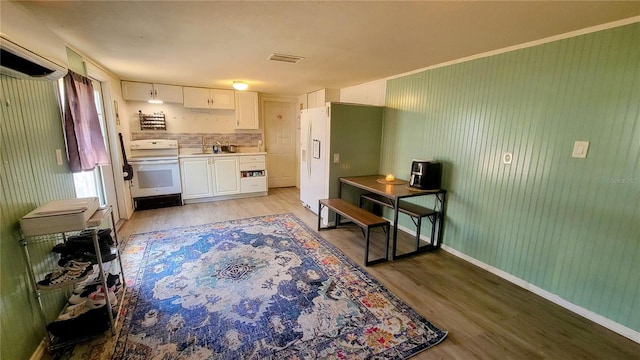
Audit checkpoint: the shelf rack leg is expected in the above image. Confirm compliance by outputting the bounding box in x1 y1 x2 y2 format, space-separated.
19 237 53 349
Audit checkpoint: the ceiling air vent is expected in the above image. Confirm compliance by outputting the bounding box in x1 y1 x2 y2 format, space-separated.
268 53 305 64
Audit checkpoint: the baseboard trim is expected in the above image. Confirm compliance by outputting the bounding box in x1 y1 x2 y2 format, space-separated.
29 339 47 360
391 222 640 345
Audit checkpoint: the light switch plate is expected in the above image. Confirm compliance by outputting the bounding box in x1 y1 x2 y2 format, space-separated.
55 149 63 165
572 141 589 158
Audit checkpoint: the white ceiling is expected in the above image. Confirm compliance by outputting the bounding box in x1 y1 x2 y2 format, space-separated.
12 1 640 96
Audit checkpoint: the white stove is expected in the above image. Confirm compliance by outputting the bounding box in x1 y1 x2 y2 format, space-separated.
128 139 182 209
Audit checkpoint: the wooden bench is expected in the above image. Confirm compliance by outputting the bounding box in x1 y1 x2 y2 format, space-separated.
359 192 438 251
318 198 389 266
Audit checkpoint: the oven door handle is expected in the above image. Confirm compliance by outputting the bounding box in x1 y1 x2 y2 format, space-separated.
130 160 179 165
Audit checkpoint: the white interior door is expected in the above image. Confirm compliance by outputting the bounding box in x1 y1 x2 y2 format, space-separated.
264 98 297 188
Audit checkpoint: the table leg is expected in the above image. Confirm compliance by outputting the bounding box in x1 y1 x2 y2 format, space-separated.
391 199 399 260
435 192 446 248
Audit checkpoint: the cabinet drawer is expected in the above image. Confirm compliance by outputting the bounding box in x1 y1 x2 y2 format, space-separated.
241 177 267 193
239 155 265 163
239 162 265 171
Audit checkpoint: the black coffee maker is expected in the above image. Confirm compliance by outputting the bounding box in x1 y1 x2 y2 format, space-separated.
409 159 442 190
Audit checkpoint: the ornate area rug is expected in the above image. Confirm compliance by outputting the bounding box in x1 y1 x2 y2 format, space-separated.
113 213 447 359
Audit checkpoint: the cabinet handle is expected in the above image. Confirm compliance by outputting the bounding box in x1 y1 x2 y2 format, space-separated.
150 90 154 98
154 90 158 98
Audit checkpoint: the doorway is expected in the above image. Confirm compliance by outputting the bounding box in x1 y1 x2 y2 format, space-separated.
262 98 297 188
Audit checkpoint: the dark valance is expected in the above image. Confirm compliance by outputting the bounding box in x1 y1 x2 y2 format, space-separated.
63 70 109 172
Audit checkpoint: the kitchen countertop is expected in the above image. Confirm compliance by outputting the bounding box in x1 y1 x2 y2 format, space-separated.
179 148 266 158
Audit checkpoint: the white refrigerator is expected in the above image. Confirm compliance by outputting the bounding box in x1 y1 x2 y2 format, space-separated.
300 102 383 224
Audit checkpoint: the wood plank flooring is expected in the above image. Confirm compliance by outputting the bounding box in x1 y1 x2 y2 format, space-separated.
115 187 640 359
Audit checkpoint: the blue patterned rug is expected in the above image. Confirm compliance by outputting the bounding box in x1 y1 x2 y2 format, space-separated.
113 213 447 359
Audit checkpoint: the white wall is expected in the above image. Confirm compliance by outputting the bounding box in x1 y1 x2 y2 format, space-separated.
128 102 250 134
339 79 387 106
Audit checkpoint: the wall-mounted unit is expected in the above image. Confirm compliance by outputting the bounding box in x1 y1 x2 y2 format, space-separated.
0 2 68 81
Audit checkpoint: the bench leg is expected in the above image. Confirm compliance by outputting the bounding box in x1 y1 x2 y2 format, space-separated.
430 215 437 246
364 227 371 266
364 225 390 266
384 223 390 261
317 201 323 231
318 202 338 231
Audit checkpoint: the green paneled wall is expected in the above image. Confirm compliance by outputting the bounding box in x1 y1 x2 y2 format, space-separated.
382 23 640 331
0 75 75 359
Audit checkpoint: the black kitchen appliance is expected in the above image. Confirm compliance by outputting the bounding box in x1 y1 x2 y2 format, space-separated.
409 159 442 190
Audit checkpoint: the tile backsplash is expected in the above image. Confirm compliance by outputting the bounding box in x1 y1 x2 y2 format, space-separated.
131 132 262 149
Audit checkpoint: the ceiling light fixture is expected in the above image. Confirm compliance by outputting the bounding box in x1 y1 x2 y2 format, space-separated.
232 81 248 91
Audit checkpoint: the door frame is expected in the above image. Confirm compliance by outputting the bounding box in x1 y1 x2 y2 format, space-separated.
86 63 132 224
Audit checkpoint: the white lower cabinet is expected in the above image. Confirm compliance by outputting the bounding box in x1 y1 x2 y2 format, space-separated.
181 155 266 201
212 157 240 195
180 156 241 200
240 155 267 193
180 157 214 199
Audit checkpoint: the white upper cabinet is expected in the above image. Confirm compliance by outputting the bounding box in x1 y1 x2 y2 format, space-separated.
122 81 183 103
306 88 339 108
235 91 259 129
183 87 235 110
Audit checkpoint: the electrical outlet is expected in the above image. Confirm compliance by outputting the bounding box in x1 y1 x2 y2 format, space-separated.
333 153 340 163
502 151 513 165
572 141 589 158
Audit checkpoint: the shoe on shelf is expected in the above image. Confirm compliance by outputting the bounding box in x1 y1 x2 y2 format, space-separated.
47 307 111 340
68 274 121 305
59 285 117 321
55 241 112 258
72 273 120 296
68 283 99 305
37 261 94 289
89 285 118 306
52 229 114 256
58 247 117 267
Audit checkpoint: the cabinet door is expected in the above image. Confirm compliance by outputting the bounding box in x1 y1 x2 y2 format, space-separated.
180 158 213 199
307 88 339 109
154 84 183 103
122 81 153 102
212 157 240 195
307 91 318 108
183 87 211 109
235 91 259 129
210 89 235 109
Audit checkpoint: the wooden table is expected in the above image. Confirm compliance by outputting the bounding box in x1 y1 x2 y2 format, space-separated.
338 175 446 260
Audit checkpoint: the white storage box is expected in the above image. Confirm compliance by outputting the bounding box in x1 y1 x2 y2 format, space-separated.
20 197 100 236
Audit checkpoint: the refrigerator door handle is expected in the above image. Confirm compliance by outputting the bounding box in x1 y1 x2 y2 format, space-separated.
307 120 312 176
